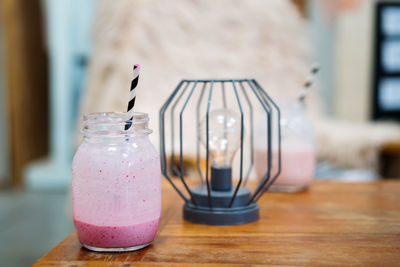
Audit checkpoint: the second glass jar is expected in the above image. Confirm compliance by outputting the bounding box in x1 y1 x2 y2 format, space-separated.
255 100 316 192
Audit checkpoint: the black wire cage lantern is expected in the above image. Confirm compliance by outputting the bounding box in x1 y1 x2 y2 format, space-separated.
159 79 281 225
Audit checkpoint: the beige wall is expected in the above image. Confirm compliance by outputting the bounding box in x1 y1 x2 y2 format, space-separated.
334 0 375 121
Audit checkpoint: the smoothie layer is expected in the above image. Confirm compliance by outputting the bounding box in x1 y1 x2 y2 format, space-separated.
74 218 159 248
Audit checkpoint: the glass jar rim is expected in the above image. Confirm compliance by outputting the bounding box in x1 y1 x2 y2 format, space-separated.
82 112 151 137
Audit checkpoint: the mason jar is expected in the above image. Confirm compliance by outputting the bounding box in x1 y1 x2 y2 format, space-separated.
255 100 316 192
72 112 161 252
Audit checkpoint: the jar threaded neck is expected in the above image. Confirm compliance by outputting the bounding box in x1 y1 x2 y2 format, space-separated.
82 112 151 137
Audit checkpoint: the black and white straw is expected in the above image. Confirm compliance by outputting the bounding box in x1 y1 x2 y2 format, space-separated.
298 63 320 103
125 64 140 130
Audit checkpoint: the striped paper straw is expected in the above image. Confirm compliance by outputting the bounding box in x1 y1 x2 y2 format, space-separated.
125 64 140 130
298 63 320 103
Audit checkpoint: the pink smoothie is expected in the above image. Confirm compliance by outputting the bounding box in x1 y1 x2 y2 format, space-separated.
74 218 159 248
255 146 315 187
72 135 161 249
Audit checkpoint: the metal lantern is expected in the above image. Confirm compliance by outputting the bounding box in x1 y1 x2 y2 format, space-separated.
159 79 281 225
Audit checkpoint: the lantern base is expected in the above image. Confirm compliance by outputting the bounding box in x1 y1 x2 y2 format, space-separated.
184 185 259 225
191 185 253 207
183 202 259 225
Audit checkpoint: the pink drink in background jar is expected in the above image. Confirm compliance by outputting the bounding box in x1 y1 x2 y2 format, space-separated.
255 145 315 192
72 112 161 252
255 100 315 192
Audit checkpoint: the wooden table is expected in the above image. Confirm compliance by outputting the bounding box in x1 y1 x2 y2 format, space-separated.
34 180 400 266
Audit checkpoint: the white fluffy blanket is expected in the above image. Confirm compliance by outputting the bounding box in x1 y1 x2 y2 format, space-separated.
79 0 400 173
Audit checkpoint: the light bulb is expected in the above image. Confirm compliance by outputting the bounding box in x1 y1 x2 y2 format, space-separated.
200 108 241 169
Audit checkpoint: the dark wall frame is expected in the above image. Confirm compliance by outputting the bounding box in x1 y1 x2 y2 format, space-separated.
372 1 400 121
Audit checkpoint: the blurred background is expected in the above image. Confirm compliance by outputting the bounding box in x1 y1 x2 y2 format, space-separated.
1 0 400 266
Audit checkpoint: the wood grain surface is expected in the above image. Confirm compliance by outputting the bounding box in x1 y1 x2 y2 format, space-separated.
34 180 400 266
